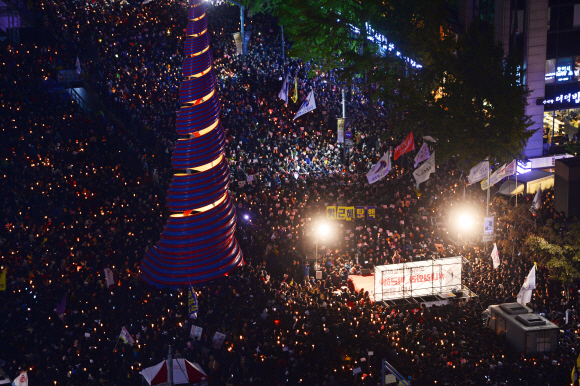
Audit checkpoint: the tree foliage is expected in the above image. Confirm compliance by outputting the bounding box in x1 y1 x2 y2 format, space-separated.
404 21 534 167
249 0 535 166
524 221 580 285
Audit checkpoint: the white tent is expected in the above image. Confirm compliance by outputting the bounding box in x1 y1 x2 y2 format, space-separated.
497 170 554 197
140 359 207 386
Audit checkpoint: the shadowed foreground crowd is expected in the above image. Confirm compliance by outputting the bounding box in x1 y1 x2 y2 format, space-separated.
0 1 579 385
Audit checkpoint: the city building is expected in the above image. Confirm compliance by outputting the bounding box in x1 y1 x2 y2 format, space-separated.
452 0 580 158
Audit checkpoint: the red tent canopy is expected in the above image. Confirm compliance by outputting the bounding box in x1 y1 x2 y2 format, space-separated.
140 359 207 386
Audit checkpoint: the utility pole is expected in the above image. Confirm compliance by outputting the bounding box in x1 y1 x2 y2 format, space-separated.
168 345 173 386
240 5 246 61
486 158 490 252
341 88 346 118
227 1 247 62
281 25 285 61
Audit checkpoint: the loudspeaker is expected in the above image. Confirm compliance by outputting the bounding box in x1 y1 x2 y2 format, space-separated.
361 268 371 276
554 157 580 218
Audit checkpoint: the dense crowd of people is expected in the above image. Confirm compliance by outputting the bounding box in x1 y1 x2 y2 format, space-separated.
1 0 579 385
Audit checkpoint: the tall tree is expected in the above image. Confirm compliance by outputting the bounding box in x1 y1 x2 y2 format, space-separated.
403 21 534 167
250 1 535 166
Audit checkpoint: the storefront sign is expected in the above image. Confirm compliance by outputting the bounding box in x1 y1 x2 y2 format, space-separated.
556 65 574 82
539 81 580 110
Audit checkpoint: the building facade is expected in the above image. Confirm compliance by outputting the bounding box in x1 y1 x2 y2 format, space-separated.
455 0 580 157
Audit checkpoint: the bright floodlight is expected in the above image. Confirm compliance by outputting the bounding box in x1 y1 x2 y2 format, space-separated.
457 213 474 230
243 214 249 220
318 224 330 237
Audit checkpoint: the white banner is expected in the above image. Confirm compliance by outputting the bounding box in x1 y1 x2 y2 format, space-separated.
374 257 462 301
467 160 489 185
366 151 391 184
337 118 345 143
530 187 542 212
294 90 316 120
120 326 135 345
233 32 243 55
481 159 516 190
414 142 430 167
517 265 536 304
413 150 436 185
491 243 500 269
12 371 28 386
104 268 115 288
278 74 290 106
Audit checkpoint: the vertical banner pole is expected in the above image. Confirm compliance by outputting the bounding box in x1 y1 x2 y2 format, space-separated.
280 25 285 61
486 159 490 252
515 163 518 207
240 5 246 61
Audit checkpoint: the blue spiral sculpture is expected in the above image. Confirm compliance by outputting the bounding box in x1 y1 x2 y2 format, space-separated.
141 0 243 288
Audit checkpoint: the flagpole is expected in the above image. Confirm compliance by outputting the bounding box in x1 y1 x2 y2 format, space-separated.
114 334 120 352
486 159 490 252
342 88 346 119
240 5 246 62
168 345 174 386
486 159 490 216
515 162 518 207
280 25 285 61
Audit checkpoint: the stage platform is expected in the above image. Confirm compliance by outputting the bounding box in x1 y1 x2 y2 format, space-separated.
348 274 477 308
349 274 376 301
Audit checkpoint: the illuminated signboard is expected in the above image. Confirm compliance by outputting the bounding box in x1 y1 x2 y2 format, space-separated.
556 65 574 82
483 217 494 236
541 92 580 106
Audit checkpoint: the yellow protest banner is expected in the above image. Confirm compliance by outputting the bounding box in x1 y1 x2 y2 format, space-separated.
326 206 337 220
0 269 6 291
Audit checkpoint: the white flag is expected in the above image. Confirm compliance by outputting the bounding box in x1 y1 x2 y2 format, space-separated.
414 142 430 167
480 159 516 190
423 135 437 143
12 371 28 386
366 151 391 184
491 243 500 269
517 265 536 305
413 151 436 186
120 326 135 345
530 187 542 212
467 159 489 185
104 268 115 288
293 90 316 120
76 56 81 75
278 74 290 106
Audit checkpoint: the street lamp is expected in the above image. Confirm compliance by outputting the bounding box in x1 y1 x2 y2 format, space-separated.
315 223 330 267
457 213 474 229
456 213 474 248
